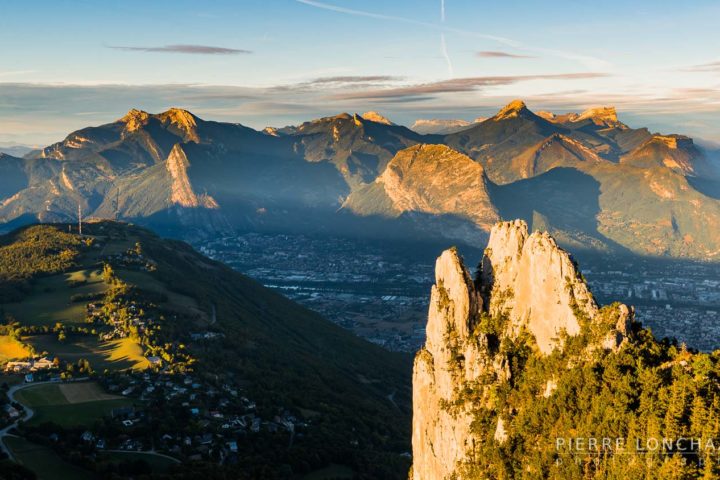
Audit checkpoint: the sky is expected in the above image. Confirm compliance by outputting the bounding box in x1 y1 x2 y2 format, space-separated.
1 0 719 145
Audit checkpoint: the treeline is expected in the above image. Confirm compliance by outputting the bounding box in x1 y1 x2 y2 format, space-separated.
461 314 720 479
0 225 85 302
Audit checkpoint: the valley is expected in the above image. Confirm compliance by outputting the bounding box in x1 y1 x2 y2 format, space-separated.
195 232 720 353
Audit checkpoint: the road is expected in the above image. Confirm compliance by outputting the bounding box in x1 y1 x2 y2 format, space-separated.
0 380 54 461
0 380 181 466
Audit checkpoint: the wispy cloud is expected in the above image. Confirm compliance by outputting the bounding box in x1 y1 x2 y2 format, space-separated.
271 75 403 93
331 73 609 100
682 61 720 72
477 51 535 59
295 0 609 69
0 70 35 77
3 79 720 144
107 44 252 55
306 75 402 84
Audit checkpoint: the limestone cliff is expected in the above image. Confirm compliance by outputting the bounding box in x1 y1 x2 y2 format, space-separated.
411 220 631 479
166 144 219 209
343 144 500 244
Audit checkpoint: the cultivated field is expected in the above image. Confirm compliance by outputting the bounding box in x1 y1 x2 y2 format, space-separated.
15 382 134 427
59 382 122 403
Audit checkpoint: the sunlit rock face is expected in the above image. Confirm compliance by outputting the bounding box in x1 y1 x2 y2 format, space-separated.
481 220 597 354
411 220 630 479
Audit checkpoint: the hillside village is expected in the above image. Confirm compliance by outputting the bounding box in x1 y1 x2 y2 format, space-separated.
0 228 293 468
0 223 411 479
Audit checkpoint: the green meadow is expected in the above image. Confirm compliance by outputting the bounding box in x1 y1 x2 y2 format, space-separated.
15 382 135 427
4 269 107 326
27 335 149 371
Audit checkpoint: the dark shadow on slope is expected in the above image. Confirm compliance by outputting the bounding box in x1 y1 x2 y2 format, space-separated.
491 167 632 255
0 213 38 234
687 177 720 200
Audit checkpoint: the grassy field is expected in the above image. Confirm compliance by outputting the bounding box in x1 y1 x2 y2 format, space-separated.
117 268 205 317
4 269 107 326
5 436 97 480
27 335 149 371
100 451 179 473
0 335 32 362
15 382 134 427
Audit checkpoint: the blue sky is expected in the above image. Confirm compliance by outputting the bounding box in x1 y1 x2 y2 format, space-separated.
1 0 719 145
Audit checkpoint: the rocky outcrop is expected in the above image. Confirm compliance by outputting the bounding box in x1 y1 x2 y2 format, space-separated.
361 111 394 125
158 108 200 143
166 144 218 209
411 220 631 479
573 106 623 128
121 108 151 132
412 247 505 480
343 144 500 236
481 220 606 354
621 134 704 176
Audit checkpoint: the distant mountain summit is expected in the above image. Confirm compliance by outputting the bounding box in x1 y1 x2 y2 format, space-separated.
411 118 486 135
492 98 533 120
344 144 499 243
538 106 624 129
285 111 436 187
2 102 720 259
361 111 394 125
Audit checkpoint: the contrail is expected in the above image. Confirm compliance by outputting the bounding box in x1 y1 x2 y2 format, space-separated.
439 1 452 76
440 34 453 76
295 0 610 69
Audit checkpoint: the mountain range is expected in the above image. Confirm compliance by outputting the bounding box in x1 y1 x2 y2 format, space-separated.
1 101 720 260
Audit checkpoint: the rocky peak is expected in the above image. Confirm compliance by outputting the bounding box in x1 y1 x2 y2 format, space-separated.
425 248 479 353
120 109 151 132
351 113 364 127
480 220 615 353
573 105 622 127
536 110 557 121
493 99 529 120
413 247 494 480
412 220 633 479
649 134 694 150
361 111 393 125
370 144 500 230
165 144 218 209
158 108 200 142
322 113 352 123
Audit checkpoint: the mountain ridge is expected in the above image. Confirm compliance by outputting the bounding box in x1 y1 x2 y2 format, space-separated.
2 103 720 260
